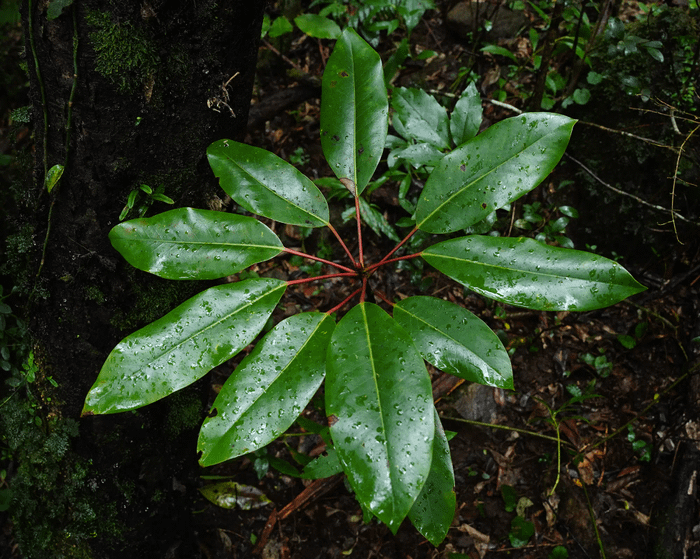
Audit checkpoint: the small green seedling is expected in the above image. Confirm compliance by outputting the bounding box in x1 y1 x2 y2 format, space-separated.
119 183 174 221
83 29 645 544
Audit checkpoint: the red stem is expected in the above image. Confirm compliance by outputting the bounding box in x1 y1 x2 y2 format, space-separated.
283 247 355 273
287 272 357 286
364 252 422 274
360 276 367 303
373 289 394 307
327 222 357 267
326 287 362 315
376 227 418 267
355 196 364 268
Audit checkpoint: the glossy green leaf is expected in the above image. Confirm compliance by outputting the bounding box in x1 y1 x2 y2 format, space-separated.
109 208 284 280
450 83 482 146
47 0 74 20
388 143 445 169
392 87 450 150
199 481 272 510
45 164 64 193
207 139 329 227
326 303 433 533
481 44 518 63
359 197 400 242
320 28 388 195
415 113 576 233
408 407 455 546
294 14 341 39
422 236 646 311
82 279 286 415
301 448 343 479
198 313 335 466
268 16 292 38
394 296 512 389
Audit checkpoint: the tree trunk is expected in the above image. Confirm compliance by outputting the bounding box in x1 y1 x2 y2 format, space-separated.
19 1 265 556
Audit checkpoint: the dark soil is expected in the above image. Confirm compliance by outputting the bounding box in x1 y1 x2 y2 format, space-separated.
2 1 700 558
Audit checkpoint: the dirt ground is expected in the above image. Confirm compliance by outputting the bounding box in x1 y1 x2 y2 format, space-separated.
3 2 700 558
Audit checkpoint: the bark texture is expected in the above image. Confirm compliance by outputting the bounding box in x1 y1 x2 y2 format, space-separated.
21 1 265 555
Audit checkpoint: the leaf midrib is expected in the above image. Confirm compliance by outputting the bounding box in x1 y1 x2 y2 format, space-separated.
395 306 503 381
417 132 555 229
119 282 285 378
223 154 328 225
423 250 620 289
219 315 330 445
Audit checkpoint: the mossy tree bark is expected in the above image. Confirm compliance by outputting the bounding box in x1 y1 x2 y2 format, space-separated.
21 1 266 555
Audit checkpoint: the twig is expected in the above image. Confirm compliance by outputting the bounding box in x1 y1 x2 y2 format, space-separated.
439 414 573 446
670 122 700 241
565 153 700 226
283 247 355 273
27 0 48 180
578 120 678 152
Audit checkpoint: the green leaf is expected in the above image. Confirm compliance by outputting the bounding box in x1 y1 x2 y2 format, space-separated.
549 546 569 559
47 0 74 20
150 193 175 204
207 140 329 227
394 296 513 389
321 28 389 195
359 198 400 241
198 313 335 466
388 143 445 169
294 14 341 39
509 515 535 547
645 46 664 63
501 484 519 512
268 16 293 38
301 448 343 479
408 407 456 546
45 164 64 193
383 37 410 87
481 44 518 63
109 208 284 280
415 113 576 233
392 87 450 150
617 334 636 349
199 481 272 510
572 88 591 105
422 236 646 311
326 303 433 533
450 83 482 146
82 279 286 415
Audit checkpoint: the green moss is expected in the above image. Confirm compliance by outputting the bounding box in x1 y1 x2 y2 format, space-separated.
110 268 200 332
1 224 36 294
1 397 120 559
84 285 105 305
85 10 158 95
165 390 203 439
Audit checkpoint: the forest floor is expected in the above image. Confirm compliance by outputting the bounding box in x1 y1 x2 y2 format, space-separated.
2 2 700 559
186 6 700 559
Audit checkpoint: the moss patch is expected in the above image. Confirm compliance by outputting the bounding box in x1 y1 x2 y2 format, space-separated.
85 10 158 95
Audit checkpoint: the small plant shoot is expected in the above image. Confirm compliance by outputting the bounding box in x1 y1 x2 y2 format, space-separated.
83 29 645 544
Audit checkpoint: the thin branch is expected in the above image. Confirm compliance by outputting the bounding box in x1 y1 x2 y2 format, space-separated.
326 222 357 267
671 122 700 241
283 247 355 273
565 153 700 226
578 120 678 152
286 272 357 286
355 196 364 268
326 287 362 315
440 414 573 446
372 289 394 307
365 252 422 274
375 227 419 267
